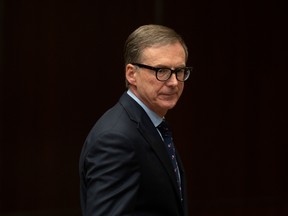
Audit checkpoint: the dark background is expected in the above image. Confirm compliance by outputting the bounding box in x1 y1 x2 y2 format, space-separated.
1 0 287 215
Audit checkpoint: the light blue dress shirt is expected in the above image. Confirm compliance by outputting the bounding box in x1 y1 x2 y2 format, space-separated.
127 89 163 127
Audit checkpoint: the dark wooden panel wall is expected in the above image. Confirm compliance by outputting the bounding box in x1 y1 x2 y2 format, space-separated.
1 0 287 215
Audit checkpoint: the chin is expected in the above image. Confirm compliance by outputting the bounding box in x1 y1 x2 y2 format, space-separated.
163 102 177 110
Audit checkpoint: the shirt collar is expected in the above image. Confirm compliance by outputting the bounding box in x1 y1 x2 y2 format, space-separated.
127 89 163 127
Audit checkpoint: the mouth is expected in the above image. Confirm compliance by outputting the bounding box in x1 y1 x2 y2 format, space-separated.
159 92 177 99
161 91 177 96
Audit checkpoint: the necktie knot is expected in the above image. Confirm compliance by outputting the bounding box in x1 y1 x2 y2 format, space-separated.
157 120 172 137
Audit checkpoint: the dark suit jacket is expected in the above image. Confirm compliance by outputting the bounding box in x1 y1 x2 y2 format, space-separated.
79 92 188 216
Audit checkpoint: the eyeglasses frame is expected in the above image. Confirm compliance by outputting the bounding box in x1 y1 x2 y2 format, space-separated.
131 63 192 82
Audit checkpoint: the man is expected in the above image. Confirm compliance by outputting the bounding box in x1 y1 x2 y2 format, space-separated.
79 24 192 216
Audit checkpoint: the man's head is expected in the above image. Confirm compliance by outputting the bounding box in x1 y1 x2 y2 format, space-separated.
124 24 190 117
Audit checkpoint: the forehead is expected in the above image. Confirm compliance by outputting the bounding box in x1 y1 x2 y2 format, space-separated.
141 42 186 66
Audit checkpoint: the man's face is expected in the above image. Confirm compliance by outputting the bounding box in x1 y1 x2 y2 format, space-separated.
126 42 186 117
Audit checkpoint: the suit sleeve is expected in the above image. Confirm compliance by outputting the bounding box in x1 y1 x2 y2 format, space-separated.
82 130 140 216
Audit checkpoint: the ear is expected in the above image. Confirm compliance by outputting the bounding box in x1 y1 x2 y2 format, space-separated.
125 64 137 86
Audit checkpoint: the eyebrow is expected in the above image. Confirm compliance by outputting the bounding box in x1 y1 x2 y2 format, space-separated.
153 64 186 69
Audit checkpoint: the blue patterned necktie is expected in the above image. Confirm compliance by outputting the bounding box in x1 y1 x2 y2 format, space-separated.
157 120 182 200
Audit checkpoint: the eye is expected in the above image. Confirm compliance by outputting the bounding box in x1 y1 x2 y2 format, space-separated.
175 68 185 73
158 68 171 74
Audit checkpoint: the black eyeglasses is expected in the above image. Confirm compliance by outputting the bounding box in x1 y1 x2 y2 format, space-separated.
131 63 192 82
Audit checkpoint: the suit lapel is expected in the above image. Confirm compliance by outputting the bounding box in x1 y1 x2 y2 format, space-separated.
138 120 183 200
118 92 183 200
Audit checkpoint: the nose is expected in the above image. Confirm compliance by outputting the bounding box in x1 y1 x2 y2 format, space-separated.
166 73 179 86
